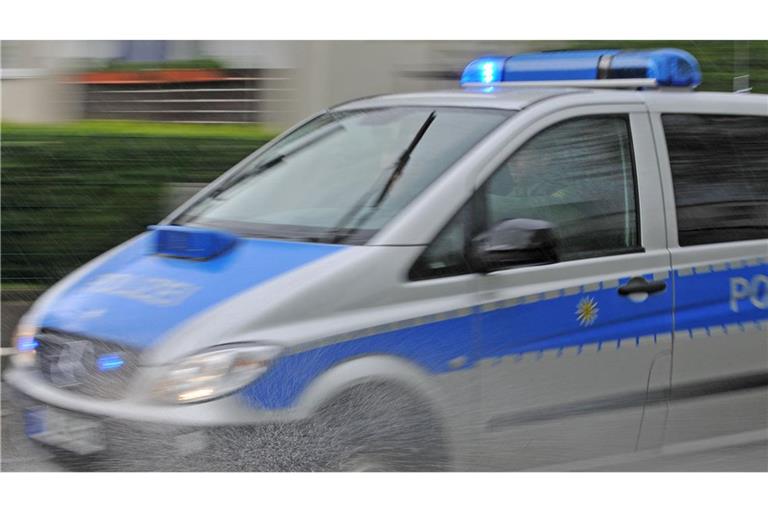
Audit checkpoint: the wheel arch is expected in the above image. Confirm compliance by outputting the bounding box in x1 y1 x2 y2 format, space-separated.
295 353 449 425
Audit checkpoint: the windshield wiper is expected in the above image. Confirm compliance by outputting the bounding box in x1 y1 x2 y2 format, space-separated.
373 110 437 207
327 110 437 244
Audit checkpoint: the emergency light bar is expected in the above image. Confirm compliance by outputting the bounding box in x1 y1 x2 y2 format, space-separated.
461 48 702 89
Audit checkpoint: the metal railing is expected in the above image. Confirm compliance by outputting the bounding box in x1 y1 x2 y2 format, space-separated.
81 69 295 124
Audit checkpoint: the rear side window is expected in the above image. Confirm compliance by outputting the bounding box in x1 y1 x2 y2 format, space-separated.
663 114 768 246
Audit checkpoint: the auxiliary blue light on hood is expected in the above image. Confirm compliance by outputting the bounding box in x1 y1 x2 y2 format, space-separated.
16 336 39 352
97 353 125 372
149 225 238 260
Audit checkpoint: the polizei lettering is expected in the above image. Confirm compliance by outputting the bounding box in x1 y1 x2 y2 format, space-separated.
730 274 768 312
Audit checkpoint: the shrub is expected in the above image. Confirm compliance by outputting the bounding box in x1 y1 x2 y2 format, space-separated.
1 121 276 285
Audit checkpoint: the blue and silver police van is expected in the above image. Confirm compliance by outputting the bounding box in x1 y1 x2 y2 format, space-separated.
6 48 767 471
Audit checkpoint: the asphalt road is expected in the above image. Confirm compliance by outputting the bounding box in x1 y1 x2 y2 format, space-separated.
2 385 63 471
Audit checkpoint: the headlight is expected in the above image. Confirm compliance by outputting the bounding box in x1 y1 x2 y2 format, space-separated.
152 344 282 404
12 324 39 368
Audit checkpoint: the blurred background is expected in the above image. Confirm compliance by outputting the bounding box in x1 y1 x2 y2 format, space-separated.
1 40 766 343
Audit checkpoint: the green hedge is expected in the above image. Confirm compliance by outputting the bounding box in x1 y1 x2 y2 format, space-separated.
2 121 277 286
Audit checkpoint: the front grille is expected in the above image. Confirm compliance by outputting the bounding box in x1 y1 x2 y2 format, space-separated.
36 330 140 400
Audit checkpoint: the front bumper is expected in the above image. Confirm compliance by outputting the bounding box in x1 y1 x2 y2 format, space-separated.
4 368 316 471
3 367 306 426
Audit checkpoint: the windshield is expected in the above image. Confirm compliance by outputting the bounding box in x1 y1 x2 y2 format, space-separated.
176 107 511 243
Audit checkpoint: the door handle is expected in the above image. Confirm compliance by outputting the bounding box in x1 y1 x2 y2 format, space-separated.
618 276 667 296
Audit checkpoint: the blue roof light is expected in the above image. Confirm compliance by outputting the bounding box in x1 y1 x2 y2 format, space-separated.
608 49 701 87
460 56 506 85
461 48 702 88
503 50 617 81
97 353 125 372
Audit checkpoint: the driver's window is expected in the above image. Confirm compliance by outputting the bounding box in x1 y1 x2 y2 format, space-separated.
483 115 640 261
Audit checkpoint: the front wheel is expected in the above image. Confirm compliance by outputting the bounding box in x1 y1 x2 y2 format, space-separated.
309 382 450 472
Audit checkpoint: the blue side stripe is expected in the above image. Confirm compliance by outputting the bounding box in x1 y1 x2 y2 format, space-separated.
243 274 673 409
244 262 767 411
243 315 475 409
675 263 767 332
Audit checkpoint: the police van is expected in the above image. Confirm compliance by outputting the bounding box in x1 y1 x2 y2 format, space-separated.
6 48 767 471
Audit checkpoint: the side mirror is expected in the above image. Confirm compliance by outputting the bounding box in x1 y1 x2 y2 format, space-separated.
470 218 559 273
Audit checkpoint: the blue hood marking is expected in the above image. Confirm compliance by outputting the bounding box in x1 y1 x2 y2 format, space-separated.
39 232 344 349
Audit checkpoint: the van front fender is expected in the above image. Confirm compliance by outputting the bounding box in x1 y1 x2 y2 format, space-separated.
295 354 449 424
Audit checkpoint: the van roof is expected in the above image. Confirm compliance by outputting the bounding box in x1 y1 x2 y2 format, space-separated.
334 86 767 113
333 87 585 111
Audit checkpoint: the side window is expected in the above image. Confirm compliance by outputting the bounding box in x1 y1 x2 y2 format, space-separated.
409 203 473 281
482 116 640 261
663 114 768 246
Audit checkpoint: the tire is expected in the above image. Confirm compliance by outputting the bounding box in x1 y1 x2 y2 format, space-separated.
307 382 450 471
